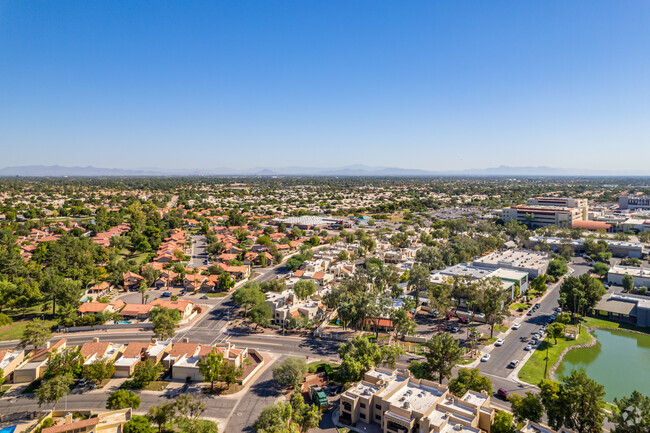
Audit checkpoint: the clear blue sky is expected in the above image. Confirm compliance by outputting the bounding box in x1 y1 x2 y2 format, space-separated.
1 1 649 171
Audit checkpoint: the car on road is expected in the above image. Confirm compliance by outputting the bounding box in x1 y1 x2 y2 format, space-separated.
497 388 510 399
512 323 521 330
200 295 209 299
525 344 533 351
495 339 504 346
508 360 519 368
532 333 540 341
526 310 533 316
161 292 172 297
451 326 460 333
481 354 491 362
534 303 541 309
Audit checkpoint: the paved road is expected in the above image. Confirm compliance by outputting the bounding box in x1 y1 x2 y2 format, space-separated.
189 235 209 268
478 259 593 381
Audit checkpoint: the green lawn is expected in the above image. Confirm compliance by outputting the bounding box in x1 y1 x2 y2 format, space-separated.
518 327 592 386
204 292 228 298
457 358 476 365
581 316 650 334
509 303 527 311
0 319 57 341
142 380 170 391
0 385 11 397
494 324 509 333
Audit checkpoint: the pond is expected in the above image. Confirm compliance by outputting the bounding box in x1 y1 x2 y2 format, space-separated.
556 328 650 402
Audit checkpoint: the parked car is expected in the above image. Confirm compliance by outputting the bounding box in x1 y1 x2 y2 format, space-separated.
200 295 209 300
512 323 521 330
495 339 505 346
556 307 562 312
458 317 469 324
509 360 519 368
481 354 491 362
452 327 460 333
532 333 540 341
525 344 533 351
526 310 533 316
497 388 510 399
161 292 172 297
534 303 541 309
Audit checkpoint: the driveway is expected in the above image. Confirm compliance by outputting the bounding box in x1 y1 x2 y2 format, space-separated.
189 235 209 268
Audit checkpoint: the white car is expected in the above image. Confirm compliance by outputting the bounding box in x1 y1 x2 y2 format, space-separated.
495 339 505 346
525 344 533 351
481 354 491 362
512 323 521 330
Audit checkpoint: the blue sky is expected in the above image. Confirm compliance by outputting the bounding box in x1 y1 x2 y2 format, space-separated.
1 1 649 171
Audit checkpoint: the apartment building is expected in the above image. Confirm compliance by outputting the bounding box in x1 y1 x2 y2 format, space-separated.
429 263 526 300
528 236 646 259
339 368 494 433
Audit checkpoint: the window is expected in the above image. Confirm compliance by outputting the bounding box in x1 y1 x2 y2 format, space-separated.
376 415 381 421
343 402 352 411
376 404 381 410
360 403 366 409
360 413 366 420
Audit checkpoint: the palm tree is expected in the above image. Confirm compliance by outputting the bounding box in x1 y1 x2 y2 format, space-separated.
138 280 148 304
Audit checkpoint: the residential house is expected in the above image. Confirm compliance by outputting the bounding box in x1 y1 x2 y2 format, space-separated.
123 272 145 290
150 298 196 319
79 338 124 365
114 340 172 377
0 349 25 383
183 274 207 291
13 339 67 383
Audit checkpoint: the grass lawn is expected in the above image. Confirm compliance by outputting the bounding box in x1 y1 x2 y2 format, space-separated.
337 428 350 433
509 303 527 311
494 324 509 333
142 380 170 391
0 318 57 341
581 316 650 334
0 385 11 397
457 358 476 365
205 292 228 298
518 327 592 386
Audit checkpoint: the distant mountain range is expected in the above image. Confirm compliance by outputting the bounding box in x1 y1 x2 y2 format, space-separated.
1 164 648 177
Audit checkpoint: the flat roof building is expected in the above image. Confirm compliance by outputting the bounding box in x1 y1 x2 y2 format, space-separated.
472 250 549 279
339 368 494 433
619 195 650 210
501 197 588 228
607 265 650 287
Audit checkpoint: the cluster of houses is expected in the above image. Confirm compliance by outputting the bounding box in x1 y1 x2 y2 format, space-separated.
77 297 197 322
0 336 264 386
16 222 88 260
91 223 130 247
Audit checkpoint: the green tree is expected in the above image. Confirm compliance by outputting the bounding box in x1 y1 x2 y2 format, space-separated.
547 322 566 344
218 272 235 291
82 358 115 384
562 369 606 433
559 275 606 321
491 411 516 433
45 347 83 379
529 274 548 293
123 416 154 433
548 259 569 278
539 379 566 431
254 401 295 433
198 351 225 393
410 333 463 384
175 394 206 427
272 357 308 388
293 280 317 300
610 390 650 433
623 274 635 292
148 402 176 433
407 264 430 292
592 262 609 277
480 279 507 338
290 393 322 433
509 391 544 423
35 374 74 410
150 306 181 340
132 359 163 389
447 368 492 396
20 319 52 348
249 302 273 328
106 389 141 410
0 367 4 387
137 280 148 304
233 284 265 317
337 335 404 383
220 362 243 389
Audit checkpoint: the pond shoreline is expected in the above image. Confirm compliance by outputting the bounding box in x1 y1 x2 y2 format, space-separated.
550 324 649 381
